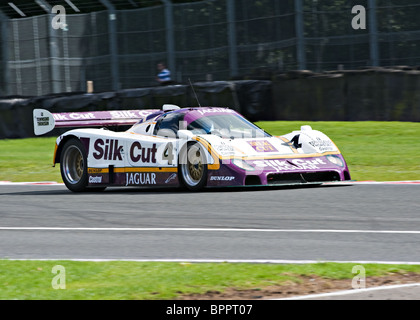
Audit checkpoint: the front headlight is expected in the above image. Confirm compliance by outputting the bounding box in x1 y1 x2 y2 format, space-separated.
232 158 255 171
326 155 345 167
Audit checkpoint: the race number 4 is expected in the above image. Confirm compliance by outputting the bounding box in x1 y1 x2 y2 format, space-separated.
163 143 174 165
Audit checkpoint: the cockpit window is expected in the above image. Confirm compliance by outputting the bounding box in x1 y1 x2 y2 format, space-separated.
187 114 270 139
154 111 186 137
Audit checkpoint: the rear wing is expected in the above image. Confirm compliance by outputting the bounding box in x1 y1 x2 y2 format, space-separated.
33 108 161 136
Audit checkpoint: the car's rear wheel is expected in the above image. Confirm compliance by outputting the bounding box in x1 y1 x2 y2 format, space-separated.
60 138 89 192
179 142 208 191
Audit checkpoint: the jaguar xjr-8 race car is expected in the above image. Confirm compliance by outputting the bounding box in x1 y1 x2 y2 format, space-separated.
33 105 351 192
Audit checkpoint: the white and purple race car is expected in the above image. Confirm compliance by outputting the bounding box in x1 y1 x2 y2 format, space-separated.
33 105 351 192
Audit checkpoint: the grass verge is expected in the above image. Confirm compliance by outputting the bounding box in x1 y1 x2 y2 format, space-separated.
1 260 420 300
0 137 61 183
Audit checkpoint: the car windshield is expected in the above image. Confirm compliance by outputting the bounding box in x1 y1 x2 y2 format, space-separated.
187 114 270 139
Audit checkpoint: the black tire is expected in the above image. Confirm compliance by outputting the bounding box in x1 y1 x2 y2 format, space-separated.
178 142 208 191
60 138 89 192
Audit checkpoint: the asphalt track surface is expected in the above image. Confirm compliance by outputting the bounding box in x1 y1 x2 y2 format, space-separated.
1 183 419 263
2 182 420 300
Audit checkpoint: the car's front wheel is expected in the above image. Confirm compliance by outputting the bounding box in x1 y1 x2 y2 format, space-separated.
179 142 208 191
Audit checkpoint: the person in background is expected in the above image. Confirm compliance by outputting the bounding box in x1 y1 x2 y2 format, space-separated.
156 62 172 85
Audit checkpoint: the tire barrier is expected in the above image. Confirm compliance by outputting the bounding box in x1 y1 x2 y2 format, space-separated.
273 67 420 122
0 80 273 138
0 70 419 139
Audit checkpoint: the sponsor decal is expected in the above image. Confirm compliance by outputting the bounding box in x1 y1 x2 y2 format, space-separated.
36 116 50 126
53 110 156 121
308 137 334 152
88 168 105 174
129 142 158 164
54 113 95 120
92 140 158 164
210 176 235 181
214 142 235 155
125 172 156 186
88 176 103 184
165 173 177 184
110 111 142 118
93 139 123 161
196 108 235 115
253 158 327 172
247 140 278 153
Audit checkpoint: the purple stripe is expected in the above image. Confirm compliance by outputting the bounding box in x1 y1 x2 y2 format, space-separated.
52 109 160 128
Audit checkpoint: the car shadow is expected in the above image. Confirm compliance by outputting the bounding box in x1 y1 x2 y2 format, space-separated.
0 182 352 196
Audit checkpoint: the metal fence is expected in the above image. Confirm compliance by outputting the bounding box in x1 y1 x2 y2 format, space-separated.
0 0 419 97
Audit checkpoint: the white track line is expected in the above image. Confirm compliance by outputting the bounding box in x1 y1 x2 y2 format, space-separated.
3 258 420 265
276 282 420 300
325 180 420 185
0 181 63 185
1 227 420 234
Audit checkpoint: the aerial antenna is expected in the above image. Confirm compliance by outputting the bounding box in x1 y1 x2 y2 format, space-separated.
189 78 202 108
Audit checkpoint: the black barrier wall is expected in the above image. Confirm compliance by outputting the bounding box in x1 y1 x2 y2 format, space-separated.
273 68 420 122
0 70 419 139
0 80 272 138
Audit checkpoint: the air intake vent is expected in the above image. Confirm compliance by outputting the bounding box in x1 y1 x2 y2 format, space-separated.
245 176 261 186
267 171 341 184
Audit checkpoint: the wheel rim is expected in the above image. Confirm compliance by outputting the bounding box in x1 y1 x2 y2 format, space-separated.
182 145 204 187
62 145 84 184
